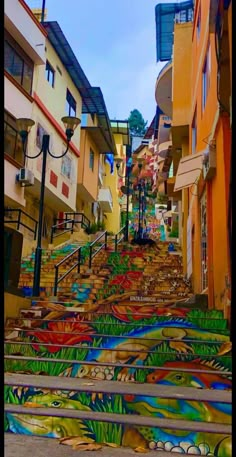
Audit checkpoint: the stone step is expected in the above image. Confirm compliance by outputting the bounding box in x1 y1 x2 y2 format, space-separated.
5 373 232 402
4 403 232 435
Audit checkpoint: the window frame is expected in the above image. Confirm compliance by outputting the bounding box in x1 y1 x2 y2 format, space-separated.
4 30 34 95
191 107 197 154
4 110 25 167
197 5 201 41
202 43 210 114
61 153 72 180
200 190 208 291
45 60 55 87
89 148 95 171
65 89 76 117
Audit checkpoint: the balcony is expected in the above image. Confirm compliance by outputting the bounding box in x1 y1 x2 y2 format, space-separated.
155 61 173 118
98 187 113 213
4 0 46 65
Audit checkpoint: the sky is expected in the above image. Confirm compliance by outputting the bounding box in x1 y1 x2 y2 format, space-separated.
28 0 170 126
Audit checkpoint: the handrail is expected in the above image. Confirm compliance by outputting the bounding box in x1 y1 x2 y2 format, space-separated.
53 231 107 296
50 219 74 244
4 208 38 240
65 212 90 229
89 231 107 268
50 213 91 244
54 245 82 296
114 226 126 252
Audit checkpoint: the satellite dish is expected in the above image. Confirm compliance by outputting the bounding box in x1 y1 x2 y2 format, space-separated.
121 186 133 195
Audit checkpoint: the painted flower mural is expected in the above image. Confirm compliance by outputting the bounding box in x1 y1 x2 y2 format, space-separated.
27 319 93 353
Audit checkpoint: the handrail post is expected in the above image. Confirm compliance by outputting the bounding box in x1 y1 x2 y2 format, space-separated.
17 210 21 231
54 266 59 296
50 227 54 244
105 231 107 249
78 248 81 273
89 245 92 268
34 221 38 241
71 219 74 235
115 234 118 252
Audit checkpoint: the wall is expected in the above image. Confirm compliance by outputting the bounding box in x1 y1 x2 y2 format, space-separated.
78 129 99 202
33 39 82 151
4 292 31 320
27 103 78 212
172 22 192 128
189 0 219 298
4 160 26 207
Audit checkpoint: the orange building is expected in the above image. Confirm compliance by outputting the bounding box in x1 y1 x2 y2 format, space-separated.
155 0 231 318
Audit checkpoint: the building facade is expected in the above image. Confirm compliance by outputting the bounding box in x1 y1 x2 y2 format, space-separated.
154 0 231 317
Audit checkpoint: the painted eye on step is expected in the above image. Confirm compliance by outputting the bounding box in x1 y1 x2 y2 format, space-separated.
175 374 183 381
51 401 62 407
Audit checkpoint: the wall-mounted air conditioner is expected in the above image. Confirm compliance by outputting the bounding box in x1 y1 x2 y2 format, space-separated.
16 168 34 186
202 146 216 181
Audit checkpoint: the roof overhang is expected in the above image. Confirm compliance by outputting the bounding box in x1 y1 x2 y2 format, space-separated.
42 22 116 155
110 120 131 146
82 126 113 154
174 151 203 192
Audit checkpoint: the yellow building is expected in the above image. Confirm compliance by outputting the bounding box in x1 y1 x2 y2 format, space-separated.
155 0 232 317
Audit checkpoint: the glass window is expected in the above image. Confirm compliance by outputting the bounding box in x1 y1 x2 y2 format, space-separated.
61 154 72 180
36 123 48 150
65 89 76 117
89 149 94 171
191 108 197 154
4 111 24 166
45 60 55 87
4 34 34 94
202 44 210 113
197 6 201 40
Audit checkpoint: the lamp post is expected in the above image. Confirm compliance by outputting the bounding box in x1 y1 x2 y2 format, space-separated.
16 115 81 297
115 146 143 242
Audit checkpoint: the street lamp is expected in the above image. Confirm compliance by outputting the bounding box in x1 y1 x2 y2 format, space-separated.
16 115 81 297
114 146 143 242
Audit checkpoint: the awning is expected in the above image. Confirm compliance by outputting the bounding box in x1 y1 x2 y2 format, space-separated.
174 151 203 192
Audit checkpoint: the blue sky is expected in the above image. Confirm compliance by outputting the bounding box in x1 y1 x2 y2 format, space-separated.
29 0 170 126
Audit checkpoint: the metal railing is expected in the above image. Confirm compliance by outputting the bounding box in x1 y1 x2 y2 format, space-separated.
54 245 82 296
89 231 108 268
64 212 90 229
50 219 75 244
4 208 38 239
114 226 126 252
53 231 107 296
50 213 90 244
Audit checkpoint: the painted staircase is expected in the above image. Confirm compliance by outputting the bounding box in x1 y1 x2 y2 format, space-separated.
5 239 232 456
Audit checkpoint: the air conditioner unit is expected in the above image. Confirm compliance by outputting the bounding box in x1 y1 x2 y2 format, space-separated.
16 168 34 186
202 146 216 180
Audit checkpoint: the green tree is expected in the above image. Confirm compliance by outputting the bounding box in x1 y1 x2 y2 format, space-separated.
128 109 148 136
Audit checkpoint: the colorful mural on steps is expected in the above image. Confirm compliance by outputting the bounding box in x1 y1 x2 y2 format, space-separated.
6 244 232 455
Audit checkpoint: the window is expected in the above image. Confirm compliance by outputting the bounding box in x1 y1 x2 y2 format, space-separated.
4 32 33 94
200 191 208 291
45 60 55 87
202 43 211 113
36 123 48 150
61 154 72 180
89 149 94 171
65 89 76 117
191 108 197 154
197 6 201 40
4 111 25 166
